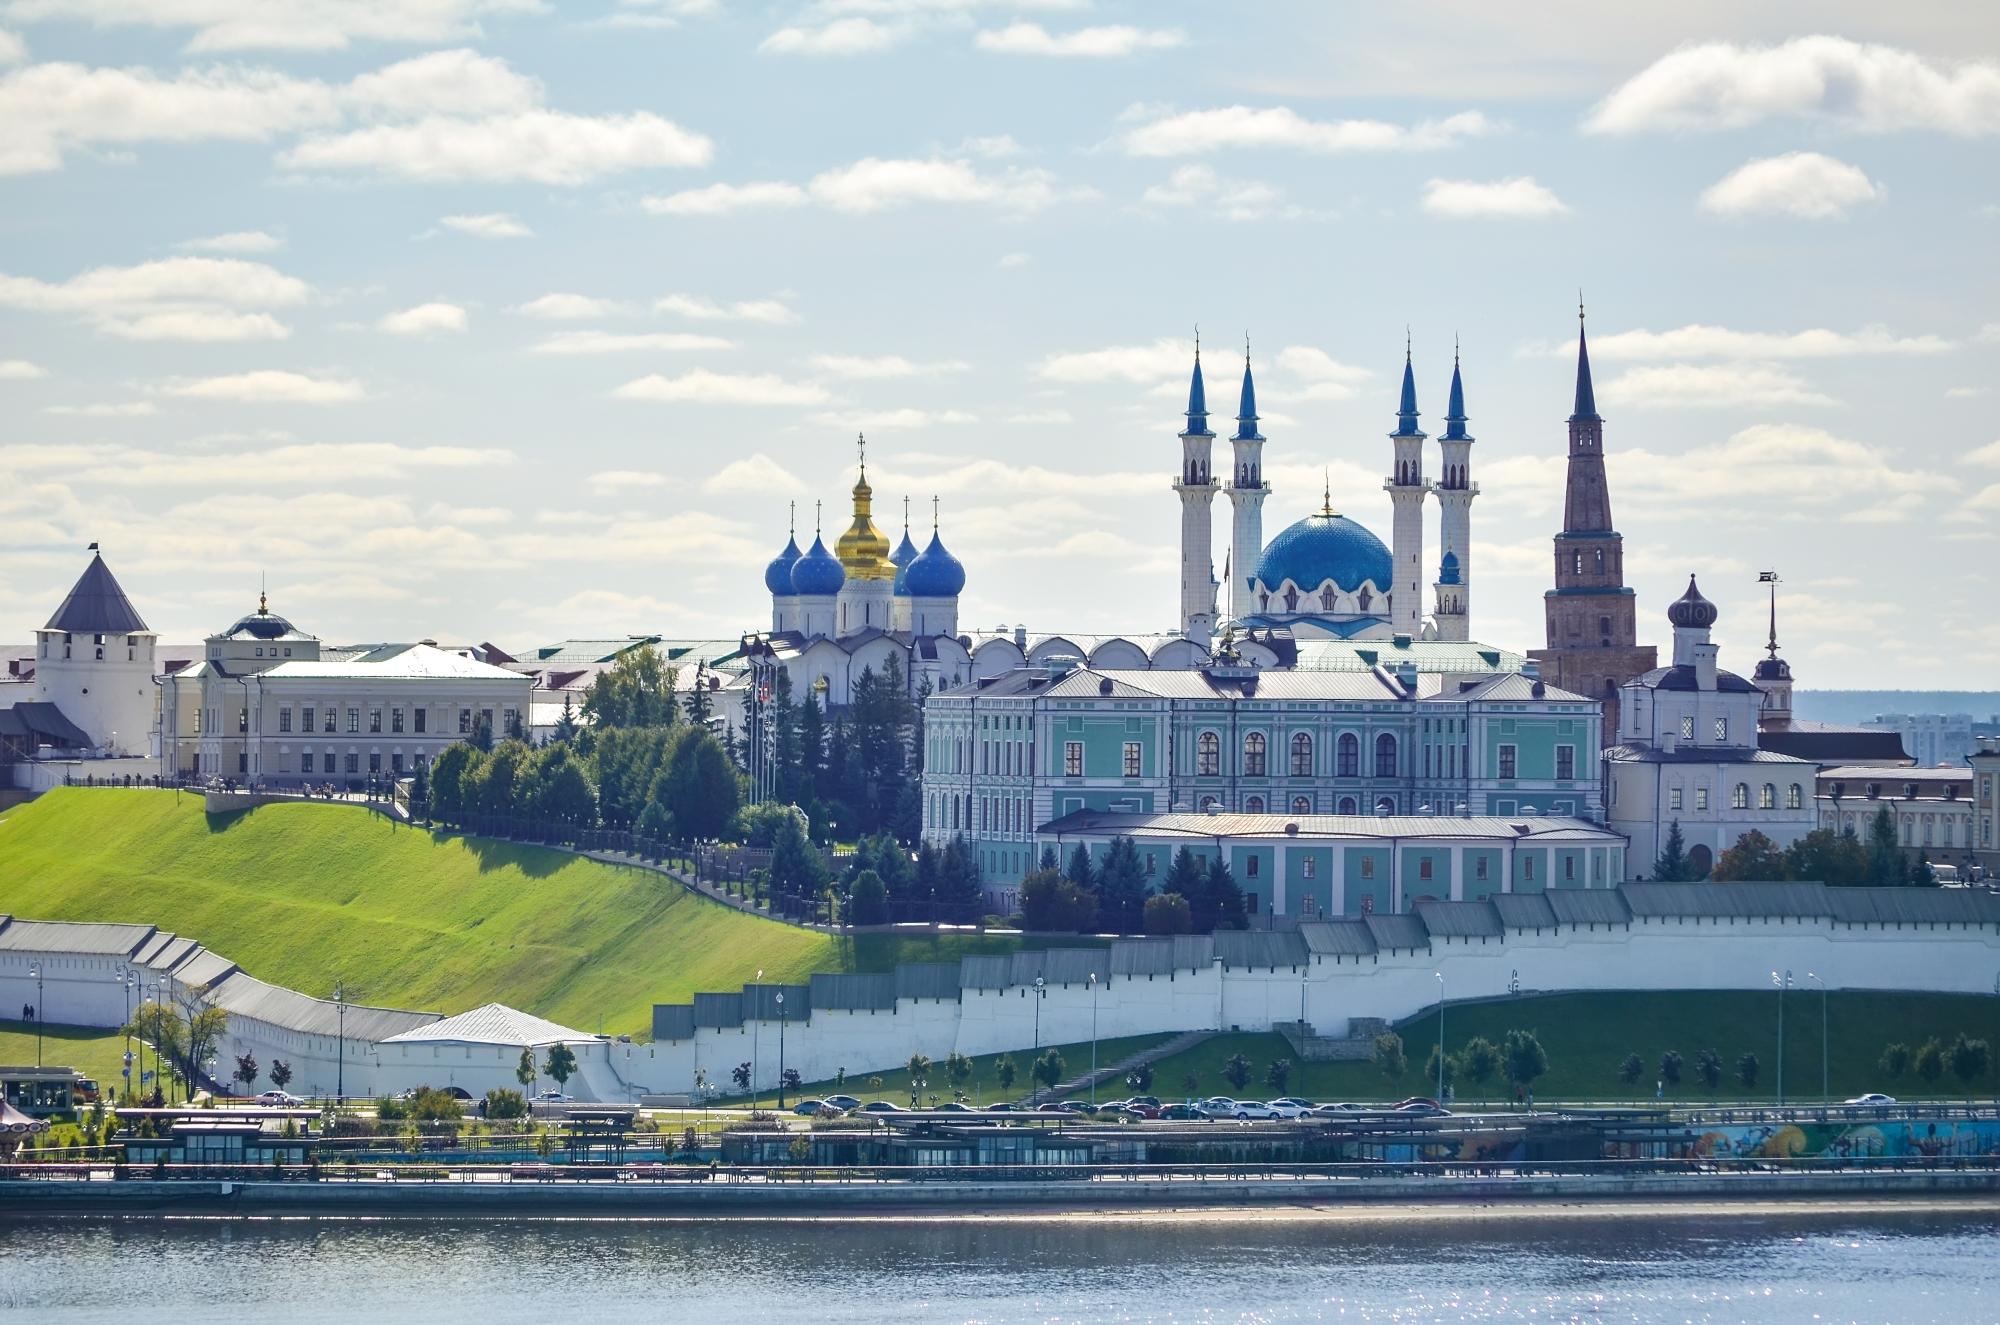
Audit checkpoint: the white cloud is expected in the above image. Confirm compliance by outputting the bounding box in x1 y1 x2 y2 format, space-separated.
0 256 307 340
1980 323 2000 344
810 407 977 429
0 439 506 488
1141 163 1308 221
44 400 155 416
528 330 734 355
1538 324 1952 360
997 251 1031 268
166 370 364 403
611 369 831 405
976 23 1184 58
1613 423 1949 524
760 17 905 56
1599 363 1839 409
807 353 969 379
0 357 48 379
0 27 24 64
378 302 467 336
654 292 799 324
643 156 1069 217
1945 386 1988 399
1118 105 1494 157
1273 345 1372 385
702 453 804 496
4 1 540 53
513 292 629 319
1007 408 1072 424
1421 175 1568 218
281 109 712 184
179 229 282 252
584 469 669 492
1037 337 1192 383
1968 440 2000 467
439 211 532 238
641 180 808 217
339 48 538 118
1587 37 2000 136
1698 151 1884 219
957 133 1021 158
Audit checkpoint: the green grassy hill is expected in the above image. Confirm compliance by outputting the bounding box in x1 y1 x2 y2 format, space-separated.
1146 990 2000 1105
0 789 1021 1035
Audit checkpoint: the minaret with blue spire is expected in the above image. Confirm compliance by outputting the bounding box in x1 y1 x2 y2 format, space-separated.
1224 336 1268 629
1172 331 1218 645
1432 342 1478 641
1382 332 1431 637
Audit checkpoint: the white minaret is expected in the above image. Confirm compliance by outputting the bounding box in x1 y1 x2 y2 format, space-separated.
1224 344 1268 626
1432 346 1477 642
1383 341 1430 637
1174 345 1218 645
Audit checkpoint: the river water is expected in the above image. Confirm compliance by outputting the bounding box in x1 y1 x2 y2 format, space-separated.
3 1201 1996 1323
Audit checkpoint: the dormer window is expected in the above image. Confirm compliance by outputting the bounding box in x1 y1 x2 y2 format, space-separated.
1866 783 1881 799
1903 783 1917 799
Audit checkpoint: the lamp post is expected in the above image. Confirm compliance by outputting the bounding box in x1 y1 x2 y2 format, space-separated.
30 961 43 1067
1434 971 1446 1103
1807 971 1827 1102
333 980 348 1103
1087 972 1099 1108
751 968 763 1104
776 990 787 1111
1771 969 1791 1106
1032 976 1046 1052
122 968 136 1103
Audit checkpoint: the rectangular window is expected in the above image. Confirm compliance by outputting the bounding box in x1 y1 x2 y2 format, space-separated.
1498 744 1517 779
392 708 404 734
1302 857 1316 879
1523 857 1536 881
346 708 360 734
1123 741 1141 778
503 708 517 736
1556 745 1575 780
237 708 247 733
369 752 382 774
1475 856 1488 880
369 709 382 734
481 709 493 733
302 706 314 731
1563 855 1576 881
278 709 292 734
1246 856 1259 878
414 708 427 734
459 709 472 734
345 753 359 775
1246 893 1259 915
324 709 336 733
1064 742 1083 777
1680 715 1695 741
193 708 203 734
1670 786 1684 811
301 752 314 774
1696 786 1710 811
1418 857 1432 881
1714 717 1727 742
1360 856 1375 880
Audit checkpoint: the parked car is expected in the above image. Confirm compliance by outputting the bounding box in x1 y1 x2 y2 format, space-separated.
1157 1103 1200 1120
1844 1093 1897 1106
1035 1102 1072 1113
255 1090 303 1107
792 1099 833 1116
534 1090 572 1103
1395 1101 1451 1117
824 1094 862 1112
1199 1097 1239 1113
983 1102 1017 1112
1264 1099 1313 1119
858 1101 905 1113
1119 1102 1163 1119
1198 1100 1277 1120
1310 1102 1369 1116
936 1101 977 1112
1124 1095 1162 1110
1395 1097 1442 1111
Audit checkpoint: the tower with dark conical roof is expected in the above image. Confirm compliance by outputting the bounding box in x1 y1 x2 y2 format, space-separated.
1432 344 1477 641
1382 337 1430 637
1528 304 1656 736
1173 339 1218 645
1224 341 1268 628
32 547 157 756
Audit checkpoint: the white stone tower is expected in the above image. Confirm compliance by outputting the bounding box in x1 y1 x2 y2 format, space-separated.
1224 345 1268 626
32 547 157 756
1383 343 1431 637
1173 346 1218 645
1432 347 1477 642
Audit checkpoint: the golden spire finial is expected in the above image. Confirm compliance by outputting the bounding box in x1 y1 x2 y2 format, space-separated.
1322 468 1333 515
259 571 267 616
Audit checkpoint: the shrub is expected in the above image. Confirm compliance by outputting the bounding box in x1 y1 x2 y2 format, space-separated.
484 1088 526 1120
1879 1042 1910 1079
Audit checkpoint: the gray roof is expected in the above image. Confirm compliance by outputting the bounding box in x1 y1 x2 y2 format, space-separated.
1604 743 1814 766
1363 913 1432 951
1212 930 1310 968
0 918 156 956
958 954 1012 990
43 555 149 635
1545 890 1633 926
1490 894 1558 929
810 972 896 1011
1412 899 1503 938
1299 919 1378 957
895 962 962 1001
740 983 810 1021
1623 881 1828 920
1824 890 2000 925
1110 935 1214 975
380 1002 595 1047
1041 811 1621 843
693 991 744 1029
652 1004 695 1041
1036 948 1111 986
0 702 95 749
204 972 437 1042
174 949 239 986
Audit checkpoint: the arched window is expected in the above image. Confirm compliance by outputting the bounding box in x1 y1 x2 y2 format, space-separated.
1291 795 1311 815
1290 732 1313 776
1594 548 1604 573
1244 795 1265 813
1338 796 1359 815
1787 783 1803 810
1374 732 1398 778
1200 795 1220 812
1573 552 1583 575
950 797 959 830
1732 783 1749 810
1336 732 1359 777
1283 587 1299 611
1243 731 1267 776
1374 796 1396 815
1197 731 1220 776
1260 591 1270 612
1320 587 1336 611
1759 782 1776 810
1358 589 1373 613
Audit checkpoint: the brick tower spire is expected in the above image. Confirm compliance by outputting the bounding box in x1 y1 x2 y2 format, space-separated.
1528 302 1656 741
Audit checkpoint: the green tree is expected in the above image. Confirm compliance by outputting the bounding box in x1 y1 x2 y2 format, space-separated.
469 713 494 754
848 869 890 925
517 742 596 827
1879 1042 1910 1080
582 646 678 731
1126 1062 1155 1094
905 1053 933 1106
1018 869 1098 932
430 742 474 821
1658 1049 1683 1091
1736 1052 1760 1091
543 1043 578 1094
1653 819 1689 881
1038 844 1059 873
409 757 430 814
683 661 713 727
268 1060 292 1092
1459 1036 1500 1102
484 1088 526 1120
1618 1052 1645 1092
994 1053 1018 1096
945 1051 974 1100
1910 850 1938 887
1503 1030 1549 1100
769 808 829 902
660 730 741 843
1203 857 1249 931
1866 805 1902 885
469 739 529 817
1711 830 1786 881
1095 836 1149 933
551 694 580 746
516 1048 537 1096
1181 1070 1201 1097
1947 1034 1990 1090
1783 828 1869 887
1265 1058 1293 1096
1066 841 1096 891
1914 1038 1945 1087
1423 1044 1456 1094
1143 892 1193 935
1372 1032 1407 1082
1032 1049 1066 1094
1222 1053 1252 1093
232 1052 259 1096
1694 1048 1723 1095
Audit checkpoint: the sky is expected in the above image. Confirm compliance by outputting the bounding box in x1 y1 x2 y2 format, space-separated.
1 0 1997 687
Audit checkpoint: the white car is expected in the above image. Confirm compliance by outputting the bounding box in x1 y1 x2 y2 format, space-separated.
1264 1099 1312 1119
1844 1092 1896 1106
255 1090 303 1107
1201 1099 1276 1120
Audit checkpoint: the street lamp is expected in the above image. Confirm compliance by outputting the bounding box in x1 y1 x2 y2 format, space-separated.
29 961 43 1067
1807 971 1827 1102
1770 969 1792 1106
1087 972 1099 1108
1032 976 1046 1053
775 990 788 1111
1434 971 1446 1103
751 968 763 1104
333 980 348 1103
122 968 137 1103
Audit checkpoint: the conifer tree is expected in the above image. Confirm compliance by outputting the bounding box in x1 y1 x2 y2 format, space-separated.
1653 819 1689 882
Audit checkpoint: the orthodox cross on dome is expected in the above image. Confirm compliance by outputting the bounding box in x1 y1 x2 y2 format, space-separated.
814 499 822 536
788 499 796 537
931 494 940 531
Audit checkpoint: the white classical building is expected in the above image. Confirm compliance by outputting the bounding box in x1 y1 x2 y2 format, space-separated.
159 595 530 784
1605 577 1816 877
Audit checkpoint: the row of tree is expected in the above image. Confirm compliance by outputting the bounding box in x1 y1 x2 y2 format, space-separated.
1880 1035 1990 1088
738 657 926 843
1370 1029 1551 1102
1016 842 1249 934
1654 809 1942 886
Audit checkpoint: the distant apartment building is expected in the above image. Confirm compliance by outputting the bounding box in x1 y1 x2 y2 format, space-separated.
1868 712 1976 768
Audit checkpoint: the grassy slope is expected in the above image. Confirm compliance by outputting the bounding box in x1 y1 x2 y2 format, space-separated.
727 1033 1176 1109
0 1020 132 1088
1145 990 2000 1105
0 790 1021 1035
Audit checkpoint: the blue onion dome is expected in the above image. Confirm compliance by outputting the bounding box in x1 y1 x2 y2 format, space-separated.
890 529 920 596
790 534 846 596
1667 574 1718 629
1437 550 1462 586
1253 511 1393 593
764 535 802 595
904 531 966 597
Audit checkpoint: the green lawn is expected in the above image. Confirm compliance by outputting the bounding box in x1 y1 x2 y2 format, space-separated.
1145 990 2000 1106
0 1019 135 1090
0 789 1022 1036
724 1032 1176 1109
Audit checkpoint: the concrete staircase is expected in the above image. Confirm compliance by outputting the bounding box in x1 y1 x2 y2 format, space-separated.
1031 1029 1215 1104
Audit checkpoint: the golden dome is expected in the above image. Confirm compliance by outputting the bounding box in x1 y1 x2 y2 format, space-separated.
834 445 895 581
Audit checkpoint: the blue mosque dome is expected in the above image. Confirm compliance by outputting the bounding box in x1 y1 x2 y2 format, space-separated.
1437 550 1462 586
1253 511 1394 594
790 534 846 596
890 529 920 596
764 536 802 595
904 531 966 597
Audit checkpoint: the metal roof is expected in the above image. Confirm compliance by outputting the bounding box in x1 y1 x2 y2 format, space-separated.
652 1004 695 1041
1824 889 2000 925
1412 899 1504 938
174 949 239 986
1212 930 1310 968
1623 881 1828 920
1545 890 1633 926
0 918 156 956
1490 894 1558 929
810 972 897 1011
1041 811 1621 843
1037 947 1111 986
381 1002 595 1047
958 955 1011 990
204 972 437 1042
1363 914 1432 951
894 962 962 1001
1299 919 1378 957
693 991 744 1029
740 983 810 1022
43 554 149 635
